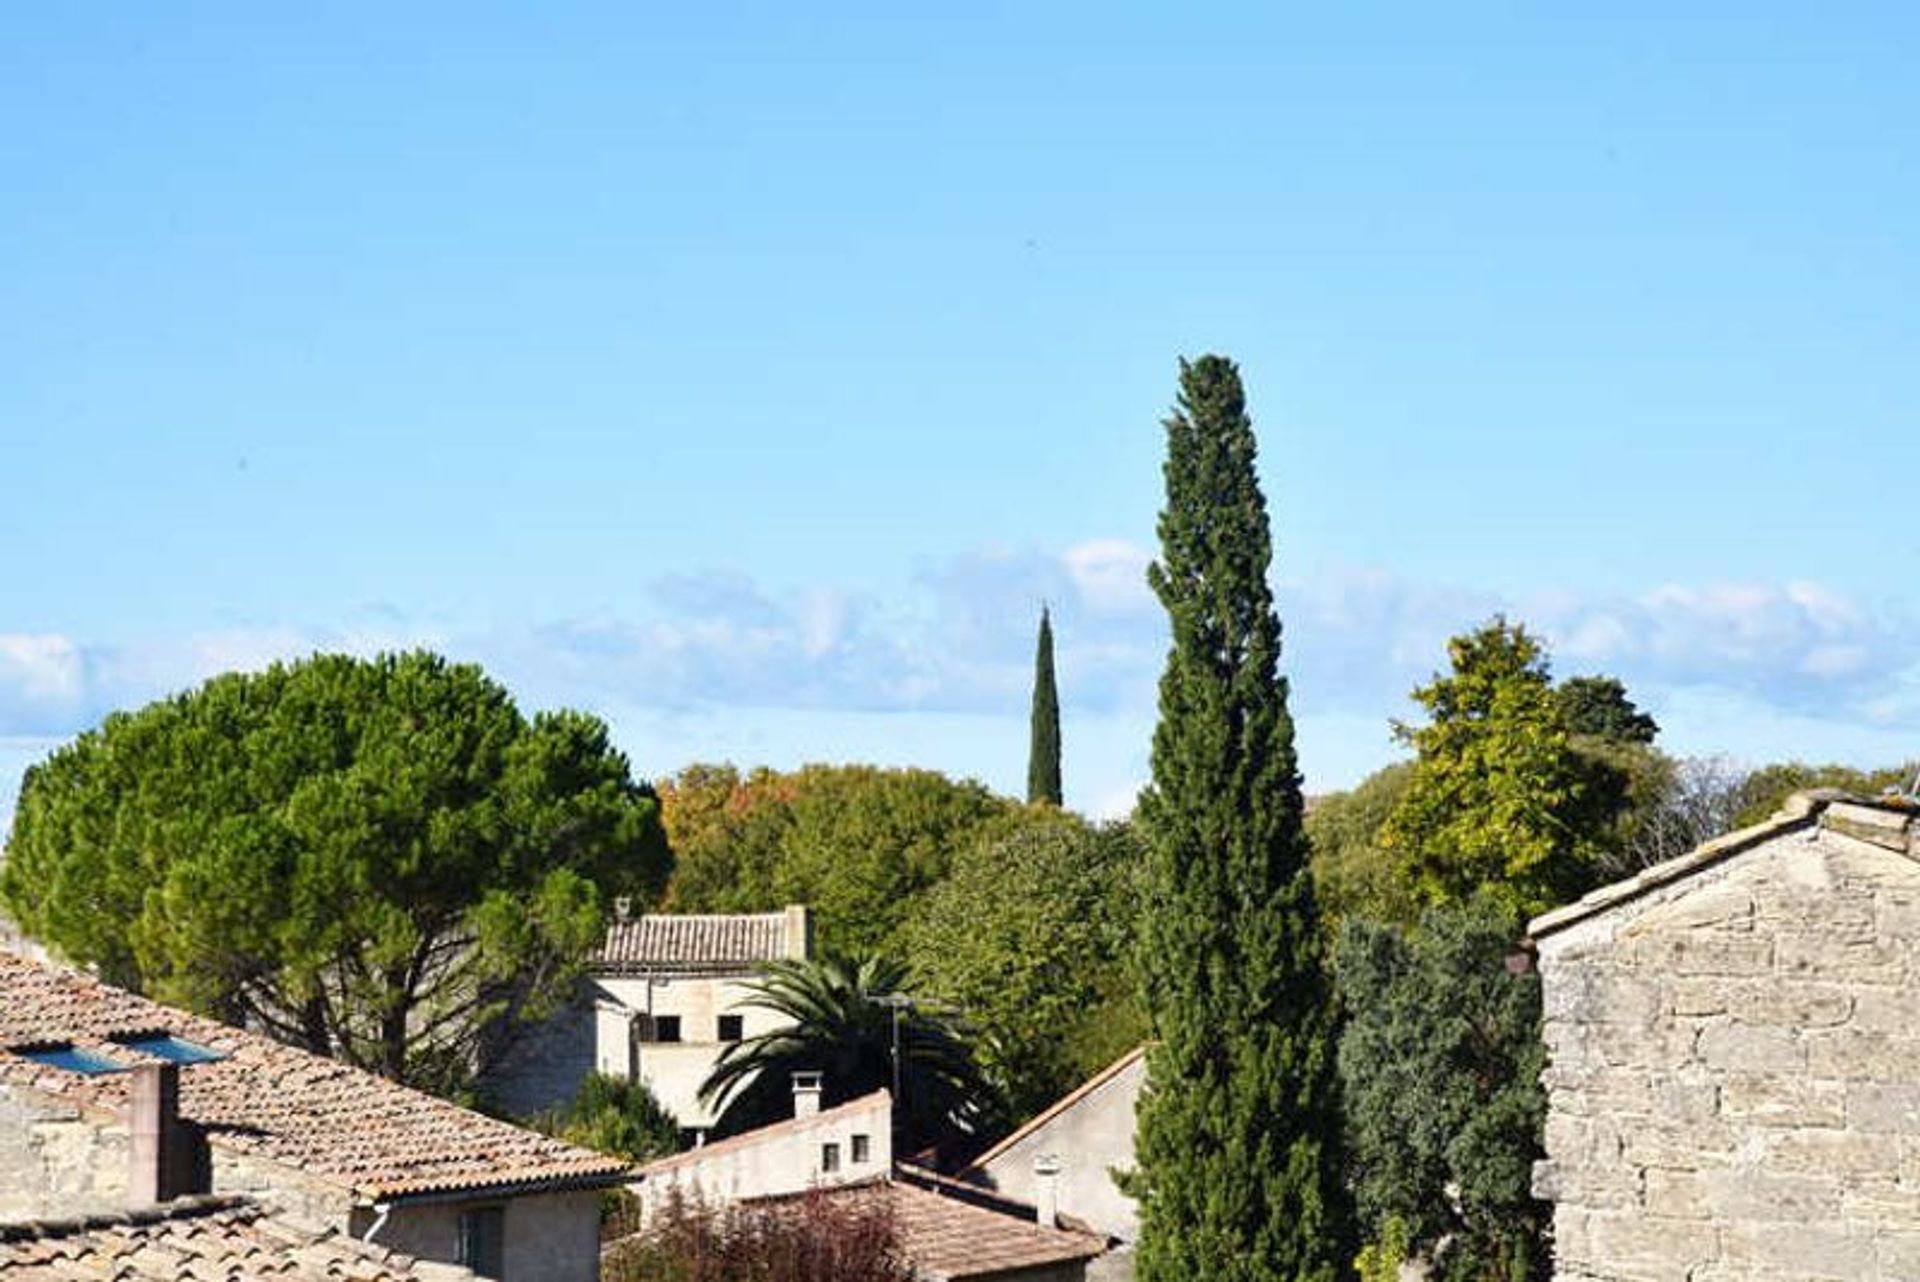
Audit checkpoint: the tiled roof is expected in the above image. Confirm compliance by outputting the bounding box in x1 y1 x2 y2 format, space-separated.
637 1090 892 1177
0 953 630 1202
597 909 796 973
750 1180 1107 1281
964 1044 1148 1176
1527 790 1920 941
0 1195 471 1281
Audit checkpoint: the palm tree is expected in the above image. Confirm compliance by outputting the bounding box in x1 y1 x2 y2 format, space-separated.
698 954 995 1155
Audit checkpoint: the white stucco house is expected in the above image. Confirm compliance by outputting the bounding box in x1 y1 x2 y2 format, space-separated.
487 905 812 1135
632 1075 1109 1282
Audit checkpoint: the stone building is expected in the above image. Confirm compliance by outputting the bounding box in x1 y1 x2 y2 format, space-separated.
486 905 811 1135
1530 791 1920 1280
0 953 627 1282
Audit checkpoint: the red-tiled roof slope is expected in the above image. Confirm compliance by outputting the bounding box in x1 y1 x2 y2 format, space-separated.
0 1194 469 1281
0 953 628 1201
749 1180 1106 1281
638 1090 892 1177
598 910 796 973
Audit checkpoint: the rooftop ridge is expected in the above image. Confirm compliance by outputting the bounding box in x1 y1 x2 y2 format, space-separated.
637 1088 892 1176
0 1193 255 1242
1528 790 1920 941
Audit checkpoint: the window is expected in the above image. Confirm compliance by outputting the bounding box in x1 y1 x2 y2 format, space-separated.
459 1206 505 1279
717 1014 744 1042
821 1142 841 1173
14 1043 124 1075
651 1015 682 1044
851 1133 871 1164
113 1033 223 1065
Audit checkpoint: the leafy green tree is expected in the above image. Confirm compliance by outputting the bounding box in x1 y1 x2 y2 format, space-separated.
699 954 995 1154
1307 762 1417 928
1382 619 1623 919
1336 895 1548 1282
1027 607 1063 806
660 763 1016 956
902 814 1146 1118
538 1071 682 1165
1 651 669 1091
1131 355 1351 1281
1553 675 1658 745
1728 760 1917 827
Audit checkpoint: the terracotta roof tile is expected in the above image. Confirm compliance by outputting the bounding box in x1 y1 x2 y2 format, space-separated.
0 1196 462 1281
751 1181 1106 1281
597 910 796 973
0 953 629 1201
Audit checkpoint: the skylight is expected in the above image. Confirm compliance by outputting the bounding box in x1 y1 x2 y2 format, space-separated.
115 1033 224 1065
16 1043 126 1075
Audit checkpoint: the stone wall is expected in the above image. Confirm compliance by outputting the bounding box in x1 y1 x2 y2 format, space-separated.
1534 817 1920 1281
0 1085 128 1218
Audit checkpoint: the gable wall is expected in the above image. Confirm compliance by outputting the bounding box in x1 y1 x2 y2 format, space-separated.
1535 827 1920 1280
979 1053 1145 1242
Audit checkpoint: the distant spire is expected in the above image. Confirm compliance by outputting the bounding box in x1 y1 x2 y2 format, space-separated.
1027 605 1062 806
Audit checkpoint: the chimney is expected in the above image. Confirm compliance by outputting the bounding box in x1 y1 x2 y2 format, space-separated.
129 1062 202 1206
614 896 633 923
792 1070 823 1119
1033 1154 1061 1229
783 905 812 960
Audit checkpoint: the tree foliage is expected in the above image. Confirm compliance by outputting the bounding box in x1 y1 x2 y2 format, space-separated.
536 1071 682 1166
1 651 669 1092
1027 606 1063 806
1727 759 1916 828
1382 619 1625 919
658 764 1015 956
1307 762 1417 928
605 1188 910 1282
1131 355 1350 1281
1552 675 1658 745
1336 895 1549 1282
699 954 994 1155
902 814 1146 1119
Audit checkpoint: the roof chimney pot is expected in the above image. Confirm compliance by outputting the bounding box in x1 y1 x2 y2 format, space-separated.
792 1070 823 1119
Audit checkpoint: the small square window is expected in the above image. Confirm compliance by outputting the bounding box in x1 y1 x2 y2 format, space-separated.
851 1133 870 1164
821 1142 841 1173
717 1014 744 1042
647 1015 682 1044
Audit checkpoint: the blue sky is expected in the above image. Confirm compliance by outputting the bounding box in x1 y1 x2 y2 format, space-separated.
5 4 1920 820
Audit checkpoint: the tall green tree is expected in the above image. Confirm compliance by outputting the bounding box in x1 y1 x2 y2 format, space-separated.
1027 606 1063 806
1382 619 1620 919
1336 895 1549 1282
658 763 1015 956
903 814 1146 1118
1 651 669 1092
1131 355 1350 1281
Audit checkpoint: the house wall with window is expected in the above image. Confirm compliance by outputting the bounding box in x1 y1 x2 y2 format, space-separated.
636 1089 893 1214
356 1191 602 1282
595 972 795 1131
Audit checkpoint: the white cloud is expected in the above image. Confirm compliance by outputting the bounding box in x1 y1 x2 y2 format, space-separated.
3 556 1917 826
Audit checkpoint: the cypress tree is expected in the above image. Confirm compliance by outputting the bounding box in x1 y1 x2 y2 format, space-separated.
1027 606 1063 806
1131 355 1351 1281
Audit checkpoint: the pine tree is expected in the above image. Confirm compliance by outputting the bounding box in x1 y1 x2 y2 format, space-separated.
1131 355 1351 1281
1027 606 1063 806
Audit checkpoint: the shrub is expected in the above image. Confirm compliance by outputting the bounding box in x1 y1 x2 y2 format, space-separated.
603 1188 910 1282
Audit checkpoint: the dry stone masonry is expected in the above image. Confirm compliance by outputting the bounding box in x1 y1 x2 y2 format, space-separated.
1530 793 1920 1281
